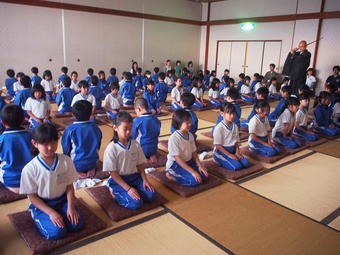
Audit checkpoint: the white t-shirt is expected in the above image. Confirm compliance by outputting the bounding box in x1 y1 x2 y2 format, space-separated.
13 81 24 92
71 93 96 107
166 131 196 170
241 84 251 94
213 121 239 148
70 80 80 93
269 84 277 94
254 82 263 93
208 88 220 99
306 75 316 91
103 140 146 176
332 102 340 124
272 108 295 138
20 154 78 199
191 87 203 98
25 97 51 119
295 107 308 127
248 114 271 143
164 77 174 87
104 93 123 110
41 79 56 92
171 87 183 103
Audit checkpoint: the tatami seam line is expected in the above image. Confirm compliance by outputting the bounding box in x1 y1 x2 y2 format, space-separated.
162 205 235 255
50 209 168 254
321 206 340 225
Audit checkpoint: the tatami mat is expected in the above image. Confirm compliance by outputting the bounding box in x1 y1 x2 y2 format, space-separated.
159 118 215 137
240 153 340 222
61 213 229 255
311 140 340 158
165 183 340 255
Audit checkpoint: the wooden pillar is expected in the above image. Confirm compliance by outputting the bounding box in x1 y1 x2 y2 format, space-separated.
204 2 211 71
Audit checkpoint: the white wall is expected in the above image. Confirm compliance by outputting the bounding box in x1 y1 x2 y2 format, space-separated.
0 1 202 85
315 18 340 94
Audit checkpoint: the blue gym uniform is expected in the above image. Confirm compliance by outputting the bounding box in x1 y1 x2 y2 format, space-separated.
89 86 103 109
104 140 157 210
269 98 286 123
20 154 84 240
237 80 244 91
293 107 319 141
56 88 75 113
107 75 119 85
182 76 192 90
151 74 159 84
213 121 249 171
143 90 160 114
31 75 42 86
85 75 91 85
313 104 340 136
170 108 198 140
133 75 143 90
0 129 32 188
119 81 136 105
98 79 108 97
166 131 207 187
62 121 102 173
155 82 168 102
132 113 161 158
5 77 17 96
14 88 31 115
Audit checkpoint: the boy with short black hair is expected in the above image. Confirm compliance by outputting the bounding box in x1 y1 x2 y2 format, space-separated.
58 66 68 87
107 67 119 85
62 100 102 178
269 85 292 124
71 80 96 119
14 75 31 117
13 72 25 94
5 69 17 96
133 67 143 90
0 104 32 193
119 72 136 106
89 75 103 109
103 82 123 120
132 98 161 163
56 76 75 115
237 73 245 91
85 68 94 85
151 67 160 84
142 70 152 90
155 72 168 103
31 67 42 86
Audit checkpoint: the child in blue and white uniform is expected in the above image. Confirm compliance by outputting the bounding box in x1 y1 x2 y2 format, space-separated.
89 75 103 110
85 68 94 86
268 77 281 100
132 68 143 91
191 78 206 109
165 109 208 187
240 76 255 103
213 102 249 171
213 88 241 132
20 123 84 240
5 69 17 97
0 105 32 193
209 78 222 107
171 77 184 110
248 100 280 156
142 70 152 90
250 73 260 92
56 76 75 115
313 91 340 136
13 75 31 118
31 67 42 86
155 72 168 103
62 100 102 178
293 93 319 141
240 87 269 130
164 70 175 92
71 80 96 120
25 84 52 130
253 75 265 95
13 72 24 94
107 67 119 86
237 73 245 92
143 79 160 115
119 72 136 107
70 71 80 93
269 85 291 124
151 67 159 84
170 93 198 140
132 98 161 164
332 96 340 127
272 96 302 149
41 70 56 101
98 70 108 97
104 112 157 210
182 71 192 91
58 66 68 88
103 82 123 120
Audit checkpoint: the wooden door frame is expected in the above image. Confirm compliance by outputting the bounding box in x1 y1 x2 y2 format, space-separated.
215 40 283 75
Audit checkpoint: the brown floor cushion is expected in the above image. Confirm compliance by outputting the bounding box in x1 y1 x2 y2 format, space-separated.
0 183 26 203
240 146 289 163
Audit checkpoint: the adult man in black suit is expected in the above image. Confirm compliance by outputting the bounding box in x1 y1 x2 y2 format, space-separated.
282 40 311 95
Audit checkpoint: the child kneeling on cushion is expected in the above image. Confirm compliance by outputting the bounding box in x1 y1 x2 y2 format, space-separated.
248 100 280 156
104 112 157 210
20 123 84 240
213 102 249 171
166 109 208 186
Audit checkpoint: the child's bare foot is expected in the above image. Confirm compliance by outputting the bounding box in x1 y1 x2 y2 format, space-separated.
7 187 20 194
149 154 158 164
166 172 176 182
